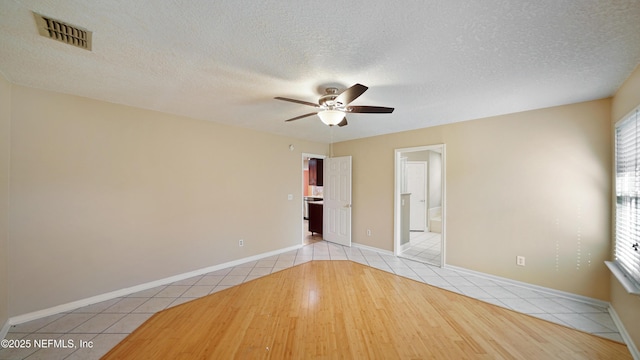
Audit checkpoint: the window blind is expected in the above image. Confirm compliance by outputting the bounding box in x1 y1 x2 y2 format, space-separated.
615 108 640 286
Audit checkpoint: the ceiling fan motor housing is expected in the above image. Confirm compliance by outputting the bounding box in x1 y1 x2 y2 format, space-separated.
319 87 342 108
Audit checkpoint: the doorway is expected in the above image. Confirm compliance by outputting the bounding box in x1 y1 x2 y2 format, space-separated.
394 145 445 266
302 153 326 245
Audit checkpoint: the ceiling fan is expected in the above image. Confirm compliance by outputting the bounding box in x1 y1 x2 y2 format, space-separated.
275 84 394 127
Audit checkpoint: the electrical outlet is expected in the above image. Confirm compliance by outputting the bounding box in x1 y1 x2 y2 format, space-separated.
366 229 372 236
516 256 525 266
239 239 244 247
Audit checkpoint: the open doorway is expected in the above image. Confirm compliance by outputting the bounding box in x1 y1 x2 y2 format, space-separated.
302 153 326 245
394 145 445 266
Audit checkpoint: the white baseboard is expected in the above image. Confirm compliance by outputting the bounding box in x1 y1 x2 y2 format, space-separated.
608 305 640 359
348 245 615 316
351 242 394 256
8 244 302 326
1 319 10 340
445 264 610 309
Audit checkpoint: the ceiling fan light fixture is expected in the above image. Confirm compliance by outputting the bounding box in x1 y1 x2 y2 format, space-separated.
317 110 344 126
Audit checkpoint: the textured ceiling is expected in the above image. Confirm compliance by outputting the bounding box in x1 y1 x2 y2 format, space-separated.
1 1 640 143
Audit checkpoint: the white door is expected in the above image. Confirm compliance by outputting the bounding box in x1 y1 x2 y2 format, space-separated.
323 156 352 246
407 162 427 231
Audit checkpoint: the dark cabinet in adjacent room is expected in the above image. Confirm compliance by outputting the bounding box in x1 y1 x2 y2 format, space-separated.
309 158 323 186
308 202 323 235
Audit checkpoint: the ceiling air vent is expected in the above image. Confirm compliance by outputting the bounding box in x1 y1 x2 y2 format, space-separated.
33 12 92 51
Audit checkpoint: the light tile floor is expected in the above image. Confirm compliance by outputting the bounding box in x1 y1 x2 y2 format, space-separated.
0 241 624 359
400 231 442 266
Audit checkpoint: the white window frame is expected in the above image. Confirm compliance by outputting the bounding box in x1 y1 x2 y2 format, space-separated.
607 106 640 295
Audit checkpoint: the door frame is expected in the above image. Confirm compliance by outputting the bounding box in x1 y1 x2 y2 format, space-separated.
393 144 446 266
301 153 326 244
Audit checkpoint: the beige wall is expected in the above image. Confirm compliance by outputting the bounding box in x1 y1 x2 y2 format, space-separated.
0 74 10 327
611 63 640 350
333 99 612 300
7 85 327 316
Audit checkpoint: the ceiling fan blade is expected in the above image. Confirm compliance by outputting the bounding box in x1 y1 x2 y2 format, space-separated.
337 117 348 127
347 106 394 114
284 112 318 122
335 84 368 105
274 97 320 108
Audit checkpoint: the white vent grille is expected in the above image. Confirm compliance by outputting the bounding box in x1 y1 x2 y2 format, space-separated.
33 12 92 51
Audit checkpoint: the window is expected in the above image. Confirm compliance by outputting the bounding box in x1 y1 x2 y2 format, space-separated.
612 107 640 294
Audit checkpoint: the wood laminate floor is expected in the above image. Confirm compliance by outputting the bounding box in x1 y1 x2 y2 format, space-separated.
103 261 631 359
